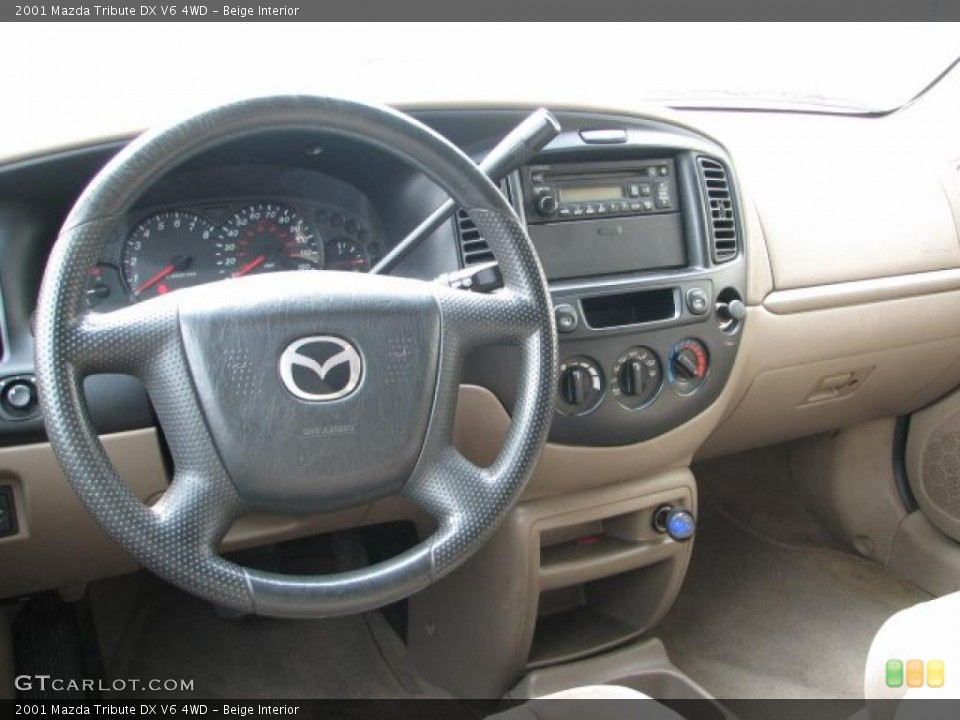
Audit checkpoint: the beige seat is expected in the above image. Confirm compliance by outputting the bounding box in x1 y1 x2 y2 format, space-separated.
864 591 960 705
487 685 685 720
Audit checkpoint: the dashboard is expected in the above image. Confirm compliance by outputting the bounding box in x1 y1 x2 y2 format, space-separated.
0 110 749 448
0 98 957 459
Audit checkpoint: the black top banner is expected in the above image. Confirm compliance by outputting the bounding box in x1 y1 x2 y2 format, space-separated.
4 0 960 21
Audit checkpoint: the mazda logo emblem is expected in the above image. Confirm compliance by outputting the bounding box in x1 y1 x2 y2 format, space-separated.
278 336 363 401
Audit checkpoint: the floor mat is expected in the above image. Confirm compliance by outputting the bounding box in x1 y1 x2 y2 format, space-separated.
88 572 444 700
654 500 931 699
12 593 98 699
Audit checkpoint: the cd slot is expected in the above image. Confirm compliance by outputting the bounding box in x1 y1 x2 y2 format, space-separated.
581 288 678 330
543 169 643 183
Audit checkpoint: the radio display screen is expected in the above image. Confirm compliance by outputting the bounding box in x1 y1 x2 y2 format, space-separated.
559 185 624 203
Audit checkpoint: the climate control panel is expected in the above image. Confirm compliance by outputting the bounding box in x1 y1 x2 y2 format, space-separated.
559 338 713 419
534 270 744 446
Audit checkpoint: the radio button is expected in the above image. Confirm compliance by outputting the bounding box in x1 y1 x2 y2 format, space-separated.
641 200 654 211
646 167 657 177
659 165 669 176
572 205 585 216
558 207 572 218
628 184 641 198
584 205 597 215
656 197 672 209
629 201 642 211
640 183 652 196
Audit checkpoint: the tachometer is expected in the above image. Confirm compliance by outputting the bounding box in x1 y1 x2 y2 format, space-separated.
122 211 218 300
215 203 322 277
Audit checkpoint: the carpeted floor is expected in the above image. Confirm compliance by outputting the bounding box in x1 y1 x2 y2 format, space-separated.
654 449 932 700
88 572 440 700
86 530 451 701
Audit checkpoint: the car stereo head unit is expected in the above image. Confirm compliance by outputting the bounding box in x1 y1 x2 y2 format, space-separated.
520 158 686 281
521 158 677 223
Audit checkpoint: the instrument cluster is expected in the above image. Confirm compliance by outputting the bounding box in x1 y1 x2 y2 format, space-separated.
87 199 385 310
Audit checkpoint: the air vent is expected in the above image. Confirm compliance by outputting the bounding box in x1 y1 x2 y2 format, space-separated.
455 181 513 268
697 157 739 263
455 209 496 267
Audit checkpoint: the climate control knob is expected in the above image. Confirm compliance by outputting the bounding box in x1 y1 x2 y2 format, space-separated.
672 348 700 380
612 346 662 410
556 356 604 415
619 359 646 396
560 366 589 406
669 339 709 395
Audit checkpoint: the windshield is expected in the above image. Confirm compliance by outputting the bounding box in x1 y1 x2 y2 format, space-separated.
2 22 959 159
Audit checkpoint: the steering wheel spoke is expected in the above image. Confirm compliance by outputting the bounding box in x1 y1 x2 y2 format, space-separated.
67 295 180 376
152 469 244 554
435 287 539 351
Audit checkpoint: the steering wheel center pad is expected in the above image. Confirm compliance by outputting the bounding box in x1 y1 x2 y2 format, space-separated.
178 271 441 512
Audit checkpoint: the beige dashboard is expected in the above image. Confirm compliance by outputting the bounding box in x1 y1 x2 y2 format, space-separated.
2 66 960 599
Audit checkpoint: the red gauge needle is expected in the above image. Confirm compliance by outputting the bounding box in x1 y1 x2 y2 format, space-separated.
136 264 176 295
233 255 266 278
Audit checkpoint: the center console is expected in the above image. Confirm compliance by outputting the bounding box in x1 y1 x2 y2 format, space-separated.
409 110 748 699
462 131 747 447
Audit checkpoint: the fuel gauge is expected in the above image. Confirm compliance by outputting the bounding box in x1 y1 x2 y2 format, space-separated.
324 237 369 272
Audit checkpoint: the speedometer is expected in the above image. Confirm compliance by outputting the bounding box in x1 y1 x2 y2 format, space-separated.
215 203 322 277
122 211 218 300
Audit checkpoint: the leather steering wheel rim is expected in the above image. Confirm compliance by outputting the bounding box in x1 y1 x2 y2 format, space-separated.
34 96 557 618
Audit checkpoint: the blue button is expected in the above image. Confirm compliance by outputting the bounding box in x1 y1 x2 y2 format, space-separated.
666 510 696 541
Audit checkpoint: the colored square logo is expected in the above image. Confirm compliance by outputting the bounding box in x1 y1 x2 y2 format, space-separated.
906 659 925 688
886 659 904 688
886 659 945 689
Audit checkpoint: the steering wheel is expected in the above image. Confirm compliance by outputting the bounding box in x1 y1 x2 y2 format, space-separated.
33 96 557 618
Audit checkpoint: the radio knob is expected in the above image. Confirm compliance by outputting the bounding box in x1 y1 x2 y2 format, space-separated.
537 195 559 216
618 359 646 396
